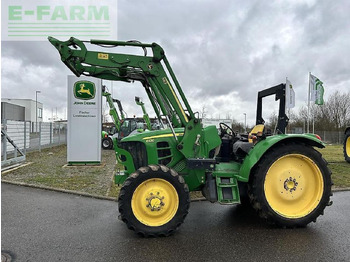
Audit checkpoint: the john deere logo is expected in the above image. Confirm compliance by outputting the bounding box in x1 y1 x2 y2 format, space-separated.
74 81 95 100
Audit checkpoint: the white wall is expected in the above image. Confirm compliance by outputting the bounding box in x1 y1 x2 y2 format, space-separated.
202 118 232 128
4 120 30 152
1 99 43 123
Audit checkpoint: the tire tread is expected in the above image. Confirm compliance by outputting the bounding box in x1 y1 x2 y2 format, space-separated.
118 165 190 237
248 142 332 227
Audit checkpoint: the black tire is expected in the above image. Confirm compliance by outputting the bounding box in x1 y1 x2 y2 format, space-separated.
248 143 332 227
102 137 113 150
238 182 251 206
344 129 350 163
118 165 190 237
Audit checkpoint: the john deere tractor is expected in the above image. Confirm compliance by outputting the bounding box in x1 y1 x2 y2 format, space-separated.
49 37 332 237
344 127 350 163
102 87 151 149
101 86 124 149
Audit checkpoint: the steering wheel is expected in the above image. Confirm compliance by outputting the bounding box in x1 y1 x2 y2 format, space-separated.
219 123 234 138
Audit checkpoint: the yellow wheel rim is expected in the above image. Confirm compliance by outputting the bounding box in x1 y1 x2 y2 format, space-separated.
346 137 350 157
264 154 324 218
131 178 179 227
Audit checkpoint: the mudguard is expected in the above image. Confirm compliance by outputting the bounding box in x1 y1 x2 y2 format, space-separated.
238 134 325 182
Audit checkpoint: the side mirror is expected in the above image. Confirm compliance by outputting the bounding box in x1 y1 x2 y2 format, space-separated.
135 96 141 103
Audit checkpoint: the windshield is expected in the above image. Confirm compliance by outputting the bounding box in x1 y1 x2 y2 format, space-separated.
121 120 130 128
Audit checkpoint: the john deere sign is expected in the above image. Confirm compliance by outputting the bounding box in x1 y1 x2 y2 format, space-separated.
74 81 96 100
67 76 101 165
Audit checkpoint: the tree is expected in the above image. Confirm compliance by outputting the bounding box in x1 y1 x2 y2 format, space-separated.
290 91 350 132
322 91 350 129
200 105 207 119
266 111 278 133
231 119 244 133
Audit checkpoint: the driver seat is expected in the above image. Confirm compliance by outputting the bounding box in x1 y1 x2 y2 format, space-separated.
248 124 265 143
231 124 265 162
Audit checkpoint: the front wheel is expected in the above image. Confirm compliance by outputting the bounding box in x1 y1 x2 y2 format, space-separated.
102 137 113 150
344 129 350 163
118 165 190 237
248 143 332 227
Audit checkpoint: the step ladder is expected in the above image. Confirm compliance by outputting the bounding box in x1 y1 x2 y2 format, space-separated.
216 176 240 204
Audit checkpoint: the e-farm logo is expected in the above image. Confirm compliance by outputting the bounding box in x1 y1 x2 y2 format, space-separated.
2 0 118 41
74 81 96 100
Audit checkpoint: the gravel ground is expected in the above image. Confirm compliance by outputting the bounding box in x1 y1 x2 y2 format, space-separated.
2 145 119 197
1 145 204 199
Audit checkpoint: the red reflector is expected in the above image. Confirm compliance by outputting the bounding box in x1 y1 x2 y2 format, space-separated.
104 134 108 138
315 134 322 141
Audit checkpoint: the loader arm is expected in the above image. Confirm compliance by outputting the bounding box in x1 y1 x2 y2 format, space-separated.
135 96 152 130
48 37 194 129
48 36 212 160
114 99 125 120
102 86 123 131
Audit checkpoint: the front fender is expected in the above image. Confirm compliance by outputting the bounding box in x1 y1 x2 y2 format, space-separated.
238 134 324 182
113 138 136 176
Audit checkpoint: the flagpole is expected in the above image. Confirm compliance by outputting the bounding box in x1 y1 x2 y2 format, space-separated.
307 72 311 133
286 77 289 134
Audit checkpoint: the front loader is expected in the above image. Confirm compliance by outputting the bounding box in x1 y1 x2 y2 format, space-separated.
101 86 123 149
135 96 152 130
49 37 332 237
102 87 150 149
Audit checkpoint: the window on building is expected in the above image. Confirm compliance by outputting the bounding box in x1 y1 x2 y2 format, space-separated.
38 108 43 118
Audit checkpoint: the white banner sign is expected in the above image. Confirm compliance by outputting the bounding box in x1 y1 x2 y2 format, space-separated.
285 79 295 109
67 75 101 164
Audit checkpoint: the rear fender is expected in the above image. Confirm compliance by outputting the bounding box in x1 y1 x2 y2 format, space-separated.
238 134 324 182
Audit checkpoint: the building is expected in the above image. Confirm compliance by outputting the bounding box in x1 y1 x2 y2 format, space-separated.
1 98 43 132
202 118 232 128
1 102 25 121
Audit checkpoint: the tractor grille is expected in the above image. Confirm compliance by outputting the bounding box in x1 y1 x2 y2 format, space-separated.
157 141 172 166
119 141 148 169
172 159 187 173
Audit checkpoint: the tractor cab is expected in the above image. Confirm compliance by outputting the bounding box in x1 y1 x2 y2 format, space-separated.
217 83 288 163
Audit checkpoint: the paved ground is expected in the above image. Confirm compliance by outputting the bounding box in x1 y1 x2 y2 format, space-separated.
2 183 350 262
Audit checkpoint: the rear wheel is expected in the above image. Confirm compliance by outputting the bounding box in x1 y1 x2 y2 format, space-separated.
248 143 332 227
344 129 350 163
118 165 190 237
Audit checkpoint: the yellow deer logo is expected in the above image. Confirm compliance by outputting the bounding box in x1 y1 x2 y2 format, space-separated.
77 83 93 97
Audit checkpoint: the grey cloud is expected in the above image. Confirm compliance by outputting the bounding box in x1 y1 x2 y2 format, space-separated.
2 0 350 124
2 41 66 67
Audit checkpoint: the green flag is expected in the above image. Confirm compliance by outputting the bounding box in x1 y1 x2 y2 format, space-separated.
315 78 324 105
309 74 324 105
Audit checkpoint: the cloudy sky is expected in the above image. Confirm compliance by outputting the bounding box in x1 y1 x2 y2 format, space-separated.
2 0 350 126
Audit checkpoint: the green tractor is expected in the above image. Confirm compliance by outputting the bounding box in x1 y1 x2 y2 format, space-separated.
344 127 350 163
102 87 151 150
101 130 113 150
101 86 124 150
49 37 332 237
